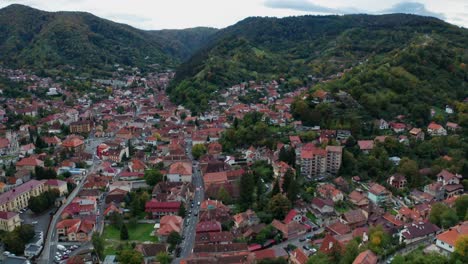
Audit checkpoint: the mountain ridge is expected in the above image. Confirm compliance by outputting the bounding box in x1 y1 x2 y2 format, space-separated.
0 4 217 74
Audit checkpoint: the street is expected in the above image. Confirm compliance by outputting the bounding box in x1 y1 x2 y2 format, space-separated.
37 131 102 264
172 138 205 263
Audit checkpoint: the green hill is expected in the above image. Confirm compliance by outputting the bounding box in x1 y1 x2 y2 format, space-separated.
0 4 217 74
169 14 468 113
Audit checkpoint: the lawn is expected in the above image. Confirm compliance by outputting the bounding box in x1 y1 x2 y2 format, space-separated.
103 223 158 255
103 223 157 242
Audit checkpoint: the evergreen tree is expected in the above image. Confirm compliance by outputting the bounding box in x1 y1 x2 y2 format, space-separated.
239 172 255 210
120 224 129 240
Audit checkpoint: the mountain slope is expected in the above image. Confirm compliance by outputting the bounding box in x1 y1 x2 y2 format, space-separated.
150 27 218 61
169 14 468 112
0 4 217 74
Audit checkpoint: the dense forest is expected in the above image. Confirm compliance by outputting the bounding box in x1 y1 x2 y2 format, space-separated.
169 14 468 113
0 4 217 74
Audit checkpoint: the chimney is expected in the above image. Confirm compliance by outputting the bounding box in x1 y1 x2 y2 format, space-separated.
329 242 333 249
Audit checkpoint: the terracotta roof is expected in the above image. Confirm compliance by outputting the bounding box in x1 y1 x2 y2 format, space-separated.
292 248 309 264
436 221 468 247
428 122 443 130
358 140 374 150
16 157 44 167
353 250 378 264
168 162 192 175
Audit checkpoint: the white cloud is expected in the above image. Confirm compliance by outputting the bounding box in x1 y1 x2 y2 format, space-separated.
0 0 466 29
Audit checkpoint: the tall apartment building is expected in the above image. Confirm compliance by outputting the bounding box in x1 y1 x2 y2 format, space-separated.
300 144 343 178
0 180 46 212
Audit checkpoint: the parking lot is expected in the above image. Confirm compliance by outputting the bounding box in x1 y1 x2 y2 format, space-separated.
19 207 55 234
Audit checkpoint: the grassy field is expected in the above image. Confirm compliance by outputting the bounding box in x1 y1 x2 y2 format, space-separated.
102 223 158 255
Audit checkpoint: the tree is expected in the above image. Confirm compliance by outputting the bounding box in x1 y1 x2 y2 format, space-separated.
217 186 232 204
109 212 124 228
156 252 172 264
368 225 391 256
239 172 255 210
339 239 360 264
120 224 129 240
3 225 35 254
279 146 296 166
192 144 206 160
397 158 422 187
282 169 293 193
429 203 459 228
118 249 144 264
268 194 291 220
271 178 280 196
178 203 186 218
286 177 300 203
167 231 181 251
452 235 468 263
144 169 163 187
92 233 105 260
454 195 468 220
307 252 331 264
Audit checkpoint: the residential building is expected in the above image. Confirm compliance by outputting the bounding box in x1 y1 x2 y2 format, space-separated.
352 250 378 264
290 248 309 264
145 200 181 219
367 182 391 206
387 174 407 189
157 215 183 242
0 211 21 231
167 162 192 182
15 157 44 171
0 180 46 212
233 209 260 229
435 221 468 255
399 222 440 245
427 122 447 136
300 144 342 178
56 219 95 242
69 121 92 134
62 135 85 152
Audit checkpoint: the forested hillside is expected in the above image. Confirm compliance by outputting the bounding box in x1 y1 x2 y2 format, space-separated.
169 14 468 113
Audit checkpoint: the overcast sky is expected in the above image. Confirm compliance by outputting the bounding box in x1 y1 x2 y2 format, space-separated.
1 0 467 29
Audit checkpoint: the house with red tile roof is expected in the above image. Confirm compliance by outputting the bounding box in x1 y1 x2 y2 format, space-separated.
167 162 192 182
145 199 181 219
15 157 44 171
195 231 234 245
427 122 447 136
436 221 468 255
353 249 378 264
319 234 343 254
284 209 302 224
157 215 183 241
290 248 309 264
233 209 260 229
62 135 85 152
196 220 222 234
271 219 308 240
358 140 374 153
56 219 95 242
348 190 369 208
128 159 147 173
317 183 344 202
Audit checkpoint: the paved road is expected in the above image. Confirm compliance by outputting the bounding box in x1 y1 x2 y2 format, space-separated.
172 139 205 263
38 132 101 264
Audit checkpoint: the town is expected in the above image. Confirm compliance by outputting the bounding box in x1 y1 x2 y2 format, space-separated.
0 62 466 264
